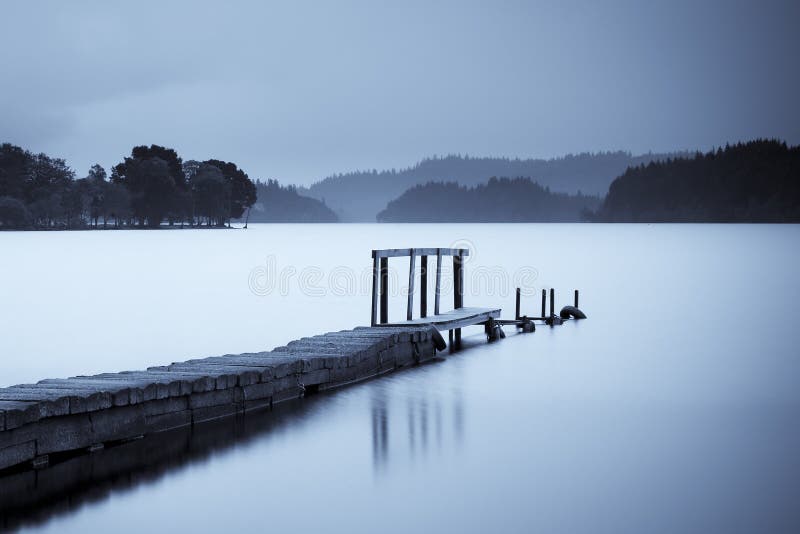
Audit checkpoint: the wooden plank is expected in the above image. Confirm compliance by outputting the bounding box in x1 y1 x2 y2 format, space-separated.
382 306 501 331
371 255 379 326
373 248 469 258
407 249 415 321
420 255 428 318
434 248 442 315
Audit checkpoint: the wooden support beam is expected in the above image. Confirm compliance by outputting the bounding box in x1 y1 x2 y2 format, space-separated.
407 249 416 321
371 255 379 326
453 253 464 309
380 257 388 324
434 248 442 315
420 255 428 318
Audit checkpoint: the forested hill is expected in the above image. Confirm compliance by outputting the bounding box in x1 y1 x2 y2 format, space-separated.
304 151 684 221
590 140 800 222
245 180 338 222
377 177 601 223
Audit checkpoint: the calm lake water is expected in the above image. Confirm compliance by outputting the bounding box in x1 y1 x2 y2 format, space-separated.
1 224 799 533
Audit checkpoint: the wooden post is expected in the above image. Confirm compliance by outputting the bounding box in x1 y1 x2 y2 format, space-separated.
454 251 464 349
453 253 463 309
434 248 442 315
574 289 579 308
515 287 521 320
380 257 388 324
371 254 379 326
407 249 416 321
541 289 546 318
420 255 428 318
449 329 454 353
549 288 555 318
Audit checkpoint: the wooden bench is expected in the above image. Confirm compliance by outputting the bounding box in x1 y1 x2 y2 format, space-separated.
370 247 501 350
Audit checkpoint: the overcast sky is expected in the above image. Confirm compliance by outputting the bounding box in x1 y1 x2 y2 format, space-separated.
1 0 798 185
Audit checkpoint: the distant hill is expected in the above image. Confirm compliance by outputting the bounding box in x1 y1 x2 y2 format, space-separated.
303 151 685 221
377 177 601 223
589 140 800 222
245 179 338 222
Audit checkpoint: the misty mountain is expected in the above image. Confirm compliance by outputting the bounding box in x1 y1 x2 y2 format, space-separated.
377 177 601 223
589 140 800 222
244 179 338 223
303 151 686 221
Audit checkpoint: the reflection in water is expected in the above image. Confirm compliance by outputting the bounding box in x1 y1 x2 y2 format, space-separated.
0 373 469 531
371 391 388 471
370 380 465 474
0 396 320 532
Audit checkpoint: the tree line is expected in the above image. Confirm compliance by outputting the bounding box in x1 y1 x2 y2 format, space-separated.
376 177 601 222
246 179 338 222
0 143 257 229
589 140 800 222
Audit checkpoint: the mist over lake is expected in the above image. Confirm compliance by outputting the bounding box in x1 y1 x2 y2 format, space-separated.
1 224 798 532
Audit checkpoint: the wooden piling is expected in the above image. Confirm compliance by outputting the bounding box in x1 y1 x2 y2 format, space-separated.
574 289 579 308
407 249 416 321
515 288 521 320
549 288 555 317
434 249 442 316
420 255 428 318
380 257 388 324
371 254 379 326
541 289 546 318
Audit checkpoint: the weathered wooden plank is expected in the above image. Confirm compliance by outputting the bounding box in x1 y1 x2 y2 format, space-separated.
373 248 469 258
0 392 71 418
382 307 501 331
0 401 40 430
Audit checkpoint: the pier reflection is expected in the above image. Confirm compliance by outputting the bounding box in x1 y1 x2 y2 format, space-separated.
369 381 465 474
0 397 321 532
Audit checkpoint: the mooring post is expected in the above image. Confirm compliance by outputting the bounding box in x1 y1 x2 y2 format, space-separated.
549 288 555 318
449 329 454 353
380 257 388 324
407 249 416 321
434 248 442 315
371 252 379 326
515 287 521 320
541 289 546 318
574 289 579 308
420 255 428 318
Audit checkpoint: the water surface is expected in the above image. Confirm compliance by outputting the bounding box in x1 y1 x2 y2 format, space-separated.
1 224 798 533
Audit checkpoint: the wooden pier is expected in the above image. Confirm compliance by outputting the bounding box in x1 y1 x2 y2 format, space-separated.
371 248 501 350
0 245 584 475
0 326 440 472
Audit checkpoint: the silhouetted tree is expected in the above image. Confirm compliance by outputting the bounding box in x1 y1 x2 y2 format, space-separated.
590 140 800 222
0 196 30 229
203 159 257 223
377 177 600 222
246 179 337 222
191 163 230 226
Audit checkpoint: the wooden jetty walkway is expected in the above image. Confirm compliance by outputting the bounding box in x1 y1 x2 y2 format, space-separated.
0 245 583 473
0 325 440 471
0 247 499 472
